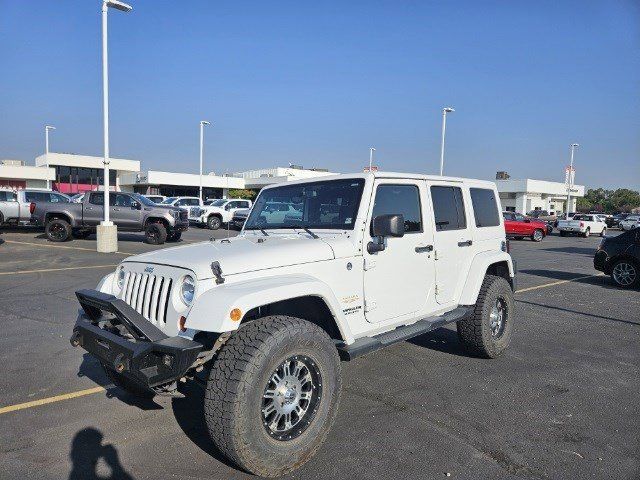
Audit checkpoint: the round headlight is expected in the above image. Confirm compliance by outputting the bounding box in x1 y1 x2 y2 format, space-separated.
180 275 196 306
117 267 126 289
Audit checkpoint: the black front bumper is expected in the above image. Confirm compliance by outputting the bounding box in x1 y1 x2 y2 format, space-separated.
71 289 202 389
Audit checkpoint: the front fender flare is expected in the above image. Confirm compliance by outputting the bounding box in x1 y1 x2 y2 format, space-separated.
185 274 354 343
458 251 515 305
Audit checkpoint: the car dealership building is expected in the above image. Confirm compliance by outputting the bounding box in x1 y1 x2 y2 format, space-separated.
495 178 585 215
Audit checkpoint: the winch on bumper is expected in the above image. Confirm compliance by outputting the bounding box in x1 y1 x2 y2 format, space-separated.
70 289 203 391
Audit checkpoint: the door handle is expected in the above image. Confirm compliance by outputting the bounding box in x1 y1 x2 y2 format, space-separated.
415 245 434 253
458 240 473 247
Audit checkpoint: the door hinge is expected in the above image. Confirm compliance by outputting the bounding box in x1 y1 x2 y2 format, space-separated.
435 284 440 295
363 258 376 271
434 250 439 261
364 300 377 312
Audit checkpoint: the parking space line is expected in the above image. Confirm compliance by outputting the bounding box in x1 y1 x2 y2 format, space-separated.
3 240 134 256
515 273 605 293
0 387 105 415
0 264 118 276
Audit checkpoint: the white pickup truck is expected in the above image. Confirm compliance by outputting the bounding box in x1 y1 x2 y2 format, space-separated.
70 172 516 477
557 214 607 237
195 198 253 229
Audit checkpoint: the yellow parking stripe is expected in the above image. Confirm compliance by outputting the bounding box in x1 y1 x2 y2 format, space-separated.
516 273 605 293
3 240 134 256
0 387 105 415
0 264 117 276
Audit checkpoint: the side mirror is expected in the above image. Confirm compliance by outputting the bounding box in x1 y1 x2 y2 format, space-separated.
131 201 141 210
367 214 405 254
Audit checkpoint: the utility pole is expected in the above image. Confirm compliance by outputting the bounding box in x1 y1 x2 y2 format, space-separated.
439 107 455 176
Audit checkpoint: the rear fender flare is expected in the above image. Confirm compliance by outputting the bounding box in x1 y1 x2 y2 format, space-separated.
458 251 515 305
185 274 354 343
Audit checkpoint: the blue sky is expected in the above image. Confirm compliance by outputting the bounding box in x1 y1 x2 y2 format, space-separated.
1 0 638 189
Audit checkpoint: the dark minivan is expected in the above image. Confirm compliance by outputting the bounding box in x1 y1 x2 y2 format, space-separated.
594 228 640 288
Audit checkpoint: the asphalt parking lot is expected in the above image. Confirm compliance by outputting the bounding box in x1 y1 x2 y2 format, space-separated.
0 227 638 480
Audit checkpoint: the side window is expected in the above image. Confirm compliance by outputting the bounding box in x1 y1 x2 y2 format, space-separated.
470 188 500 228
515 214 525 222
241 201 250 208
175 199 186 206
0 192 7 201
50 193 68 203
502 212 515 221
430 186 467 231
188 198 200 206
89 193 104 205
371 184 422 233
113 194 132 207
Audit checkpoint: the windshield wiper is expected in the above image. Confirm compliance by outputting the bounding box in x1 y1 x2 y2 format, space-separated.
302 227 319 239
259 228 269 236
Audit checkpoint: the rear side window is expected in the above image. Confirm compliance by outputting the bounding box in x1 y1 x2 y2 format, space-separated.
430 186 466 231
0 191 16 201
24 192 49 203
470 188 500 228
372 184 422 233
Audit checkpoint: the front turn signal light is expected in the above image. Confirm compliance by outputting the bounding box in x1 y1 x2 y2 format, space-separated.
230 308 242 322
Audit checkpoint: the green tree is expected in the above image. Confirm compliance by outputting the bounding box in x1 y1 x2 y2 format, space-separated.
578 188 640 213
228 189 258 201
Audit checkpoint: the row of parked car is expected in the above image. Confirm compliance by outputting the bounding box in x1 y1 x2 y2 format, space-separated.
0 188 253 244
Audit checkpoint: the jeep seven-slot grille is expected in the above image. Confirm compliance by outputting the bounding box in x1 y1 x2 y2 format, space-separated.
120 272 173 324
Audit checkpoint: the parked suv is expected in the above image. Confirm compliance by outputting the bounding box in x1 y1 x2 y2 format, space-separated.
594 228 640 288
70 173 516 477
195 198 253 229
0 189 70 226
32 192 189 244
160 196 203 222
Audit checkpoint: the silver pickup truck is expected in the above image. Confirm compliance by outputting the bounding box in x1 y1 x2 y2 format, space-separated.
32 191 189 244
0 189 70 226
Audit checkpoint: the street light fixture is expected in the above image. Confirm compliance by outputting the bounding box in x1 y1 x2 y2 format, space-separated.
368 147 376 171
565 143 580 218
199 120 211 201
439 107 455 176
97 0 132 253
44 125 56 189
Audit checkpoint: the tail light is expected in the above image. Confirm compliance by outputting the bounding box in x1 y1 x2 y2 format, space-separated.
29 202 36 214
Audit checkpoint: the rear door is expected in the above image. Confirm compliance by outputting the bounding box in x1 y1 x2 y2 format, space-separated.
84 192 105 226
110 193 141 230
427 182 472 305
363 179 436 323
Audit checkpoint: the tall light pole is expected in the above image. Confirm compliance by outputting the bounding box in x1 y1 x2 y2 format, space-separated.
199 120 211 201
44 125 56 189
368 147 376 171
565 143 579 218
97 0 132 253
439 107 455 176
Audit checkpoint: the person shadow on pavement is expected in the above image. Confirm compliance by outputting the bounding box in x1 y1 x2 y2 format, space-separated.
69 428 134 480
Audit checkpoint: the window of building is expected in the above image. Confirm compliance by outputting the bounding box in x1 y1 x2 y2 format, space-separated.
371 184 422 233
430 186 467 231
470 188 500 227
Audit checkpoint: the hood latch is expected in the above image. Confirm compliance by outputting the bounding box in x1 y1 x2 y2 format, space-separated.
210 261 225 285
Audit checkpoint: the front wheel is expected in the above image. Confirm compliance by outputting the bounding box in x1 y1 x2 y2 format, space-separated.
207 215 222 230
610 259 639 289
456 275 515 358
531 229 544 242
583 228 590 238
144 222 167 245
204 316 341 477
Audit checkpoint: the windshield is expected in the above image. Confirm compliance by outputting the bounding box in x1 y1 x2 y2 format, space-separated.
245 179 365 231
161 197 178 204
132 194 157 207
208 199 227 207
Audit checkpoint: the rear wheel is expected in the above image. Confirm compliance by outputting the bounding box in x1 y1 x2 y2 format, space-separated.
457 275 515 358
45 218 72 242
207 215 222 230
610 259 639 289
583 228 590 238
531 229 544 242
144 222 167 245
204 316 341 477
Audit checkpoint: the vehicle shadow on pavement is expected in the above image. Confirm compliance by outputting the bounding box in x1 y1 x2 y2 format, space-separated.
68 427 135 480
77 354 163 410
541 246 598 256
170 381 239 470
519 269 606 282
407 326 473 358
515 299 639 327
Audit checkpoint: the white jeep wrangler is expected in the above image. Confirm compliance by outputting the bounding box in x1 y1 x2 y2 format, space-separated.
71 172 516 477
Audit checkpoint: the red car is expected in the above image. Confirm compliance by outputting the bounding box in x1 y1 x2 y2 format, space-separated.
502 211 547 242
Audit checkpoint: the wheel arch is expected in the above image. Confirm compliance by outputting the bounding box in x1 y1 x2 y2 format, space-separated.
144 216 169 229
185 274 354 344
45 212 74 227
458 251 515 305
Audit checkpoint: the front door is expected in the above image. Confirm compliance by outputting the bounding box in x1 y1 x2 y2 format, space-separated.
363 180 436 324
428 183 472 305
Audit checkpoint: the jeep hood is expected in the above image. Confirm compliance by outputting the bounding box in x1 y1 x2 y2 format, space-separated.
123 235 336 279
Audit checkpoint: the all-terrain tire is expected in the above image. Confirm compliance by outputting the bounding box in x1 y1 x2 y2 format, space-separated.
204 316 342 477
45 218 72 242
207 215 222 230
456 275 515 358
102 363 155 399
144 222 167 245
